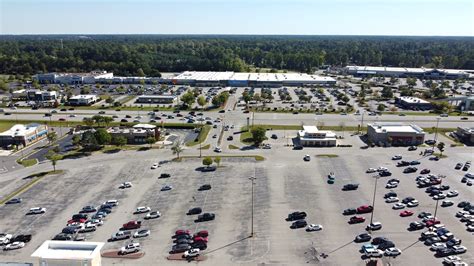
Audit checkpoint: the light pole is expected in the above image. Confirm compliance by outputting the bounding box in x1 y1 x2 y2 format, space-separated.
359 111 365 134
369 174 379 230
199 120 203 158
432 117 440 151
433 175 445 221
249 176 257 237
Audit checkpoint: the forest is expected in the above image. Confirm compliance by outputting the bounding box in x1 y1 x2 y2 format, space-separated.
0 35 473 76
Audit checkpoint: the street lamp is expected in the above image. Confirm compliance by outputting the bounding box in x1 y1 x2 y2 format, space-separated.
433 175 446 222
368 174 380 231
249 176 257 237
432 117 441 151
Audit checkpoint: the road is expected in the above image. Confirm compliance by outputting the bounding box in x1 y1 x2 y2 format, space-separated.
2 108 472 129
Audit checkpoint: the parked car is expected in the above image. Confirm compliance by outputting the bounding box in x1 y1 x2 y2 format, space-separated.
122 221 142 230
5 198 22 204
187 207 203 215
357 205 373 214
400 210 414 217
133 229 151 238
384 247 401 257
366 222 382 231
183 248 201 259
343 208 357 215
198 184 211 191
161 185 173 191
119 182 133 189
355 233 372 242
109 231 132 241
349 216 366 224
145 211 161 220
409 221 425 230
306 224 323 232
290 219 308 229
171 244 191 253
196 213 215 222
120 243 141 255
342 183 359 191
286 211 307 221
134 206 151 214
4 241 25 250
159 173 171 178
10 234 31 243
26 207 46 215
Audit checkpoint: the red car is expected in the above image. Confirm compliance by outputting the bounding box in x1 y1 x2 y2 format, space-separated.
400 210 414 217
420 169 431 174
194 230 209 238
357 205 374 214
122 220 141 230
425 219 441 227
349 216 366 224
193 236 208 243
67 218 86 224
175 229 191 236
430 179 442 185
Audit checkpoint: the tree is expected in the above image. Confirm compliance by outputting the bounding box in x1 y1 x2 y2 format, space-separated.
72 134 81 146
437 142 445 156
83 117 95 127
202 157 213 167
46 150 61 171
180 91 196 108
137 68 146 77
80 86 91 95
242 91 252 109
52 145 60 153
81 131 100 151
197 95 207 110
377 104 386 112
214 156 221 167
146 136 156 148
47 132 57 144
251 126 267 146
381 87 393 99
105 97 114 104
406 77 417 87
111 135 127 147
94 128 111 145
171 142 184 159
0 80 8 92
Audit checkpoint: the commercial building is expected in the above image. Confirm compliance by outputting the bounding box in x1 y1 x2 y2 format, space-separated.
0 123 48 148
396 96 432 110
455 127 474 144
34 71 113 85
297 126 337 147
367 123 425 146
31 240 104 266
344 65 472 80
107 124 161 144
67 95 98 106
173 71 336 87
11 89 57 102
135 95 176 104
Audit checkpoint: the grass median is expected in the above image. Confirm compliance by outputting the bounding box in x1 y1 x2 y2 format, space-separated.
186 125 211 147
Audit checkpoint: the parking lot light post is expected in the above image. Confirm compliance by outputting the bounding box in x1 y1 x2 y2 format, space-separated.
433 176 444 221
369 175 379 230
249 176 256 237
432 117 440 151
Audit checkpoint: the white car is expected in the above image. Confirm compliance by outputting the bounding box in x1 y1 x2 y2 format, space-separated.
103 200 119 206
0 233 12 245
430 242 447 251
467 225 474 231
262 144 272 149
119 182 132 189
88 219 104 226
145 211 161 219
392 155 402 160
303 155 311 161
392 203 406 210
452 245 467 254
456 211 469 218
27 207 46 215
184 248 200 258
3 241 25 250
366 222 382 231
377 167 388 172
384 247 401 257
385 182 398 189
443 256 461 264
447 190 459 197
120 242 141 255
366 168 376 173
433 193 446 200
161 184 173 191
151 163 159 169
407 200 419 207
385 197 399 203
135 206 151 214
306 224 323 231
133 229 150 238
464 172 474 179
214 147 222 153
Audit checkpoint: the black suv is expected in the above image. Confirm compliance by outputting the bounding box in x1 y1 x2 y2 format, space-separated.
290 219 307 229
53 233 73 241
377 241 395 251
187 207 202 215
343 208 357 215
286 211 307 221
397 161 410 167
198 184 212 191
72 214 88 220
379 171 392 177
196 213 215 222
159 173 171 178
384 192 397 199
342 184 359 191
11 234 32 243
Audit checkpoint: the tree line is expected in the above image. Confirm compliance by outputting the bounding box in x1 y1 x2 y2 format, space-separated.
0 35 473 76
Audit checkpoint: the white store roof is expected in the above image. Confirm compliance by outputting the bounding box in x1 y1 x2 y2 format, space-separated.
369 123 424 134
0 124 43 137
399 96 430 104
31 240 104 260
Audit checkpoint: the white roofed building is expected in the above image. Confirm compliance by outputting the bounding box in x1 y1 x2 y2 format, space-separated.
0 123 48 148
297 126 337 147
367 123 425 146
31 240 104 266
344 65 471 80
68 95 98 106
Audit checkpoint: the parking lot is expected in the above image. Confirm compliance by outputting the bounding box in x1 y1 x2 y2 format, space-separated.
0 139 472 265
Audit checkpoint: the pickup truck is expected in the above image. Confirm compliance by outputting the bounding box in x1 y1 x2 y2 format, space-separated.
109 231 131 241
122 221 142 230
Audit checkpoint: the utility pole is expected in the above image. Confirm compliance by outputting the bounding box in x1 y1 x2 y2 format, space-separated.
249 176 257 237
369 175 379 231
359 111 365 134
432 117 440 151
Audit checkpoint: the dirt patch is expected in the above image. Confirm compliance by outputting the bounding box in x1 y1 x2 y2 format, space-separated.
101 249 145 259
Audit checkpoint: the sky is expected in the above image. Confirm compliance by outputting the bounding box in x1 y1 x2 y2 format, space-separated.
1 0 473 36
